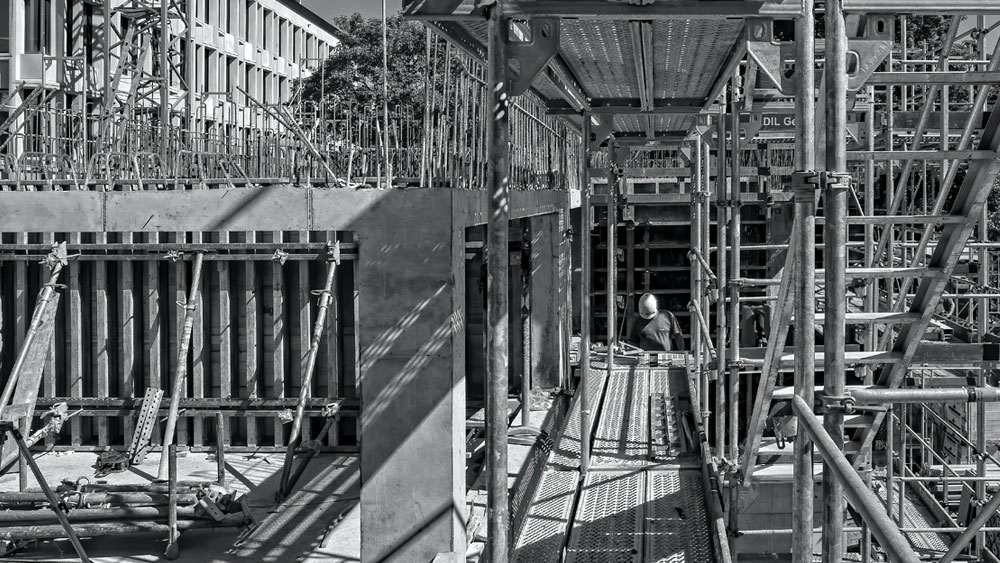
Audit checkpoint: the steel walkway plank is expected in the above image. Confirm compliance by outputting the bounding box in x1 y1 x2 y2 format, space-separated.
512 470 579 563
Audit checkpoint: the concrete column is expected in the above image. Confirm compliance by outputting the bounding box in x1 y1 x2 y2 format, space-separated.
530 212 562 389
358 190 466 562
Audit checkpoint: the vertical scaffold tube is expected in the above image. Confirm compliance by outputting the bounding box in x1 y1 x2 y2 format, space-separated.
607 143 618 395
486 8 511 562
715 101 728 456
728 85 741 463
793 1 817 560
580 116 593 471
822 0 849 560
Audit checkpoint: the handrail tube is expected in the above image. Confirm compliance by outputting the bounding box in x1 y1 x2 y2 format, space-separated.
849 387 1000 403
791 396 921 563
687 361 734 563
689 248 718 283
688 299 717 356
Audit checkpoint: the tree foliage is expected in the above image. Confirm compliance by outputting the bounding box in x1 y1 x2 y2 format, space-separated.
298 14 428 114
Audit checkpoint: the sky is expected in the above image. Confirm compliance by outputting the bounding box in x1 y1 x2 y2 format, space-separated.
302 0 403 19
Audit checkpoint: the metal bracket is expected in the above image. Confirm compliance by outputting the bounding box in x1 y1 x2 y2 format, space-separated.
746 16 893 95
745 19 798 96
41 242 70 270
506 18 560 97
622 204 635 223
845 15 893 91
327 240 341 265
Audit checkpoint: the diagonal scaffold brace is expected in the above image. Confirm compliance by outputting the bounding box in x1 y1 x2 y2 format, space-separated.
277 242 341 501
157 252 206 481
0 242 88 562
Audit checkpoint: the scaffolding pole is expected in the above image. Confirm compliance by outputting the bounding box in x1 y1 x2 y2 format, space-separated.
580 115 593 471
486 8 511 562
792 0 817 558
822 0 849 560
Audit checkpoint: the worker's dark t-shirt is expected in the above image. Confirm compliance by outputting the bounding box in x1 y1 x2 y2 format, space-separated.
627 310 685 352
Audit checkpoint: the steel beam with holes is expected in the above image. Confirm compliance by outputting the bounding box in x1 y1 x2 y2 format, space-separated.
847 101 1000 468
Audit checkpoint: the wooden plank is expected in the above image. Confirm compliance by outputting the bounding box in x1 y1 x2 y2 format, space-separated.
169 240 188 447
41 234 56 446
269 231 286 447
144 233 162 445
326 231 340 445
120 234 137 445
67 233 83 446
191 235 206 448
1 293 60 463
243 250 259 448
94 233 110 447
215 233 232 447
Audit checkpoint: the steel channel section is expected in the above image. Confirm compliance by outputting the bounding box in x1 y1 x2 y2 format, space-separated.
487 8 511 562
580 115 593 471
822 1 849 560
791 396 921 563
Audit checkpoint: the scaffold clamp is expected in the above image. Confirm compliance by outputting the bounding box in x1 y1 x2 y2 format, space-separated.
821 171 852 192
820 393 857 414
791 170 821 201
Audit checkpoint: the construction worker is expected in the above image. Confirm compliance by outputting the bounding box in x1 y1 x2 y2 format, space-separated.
627 293 685 352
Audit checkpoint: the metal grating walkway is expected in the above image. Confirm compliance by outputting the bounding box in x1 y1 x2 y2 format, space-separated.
872 470 950 553
592 368 651 467
513 470 580 563
513 363 714 562
550 369 609 469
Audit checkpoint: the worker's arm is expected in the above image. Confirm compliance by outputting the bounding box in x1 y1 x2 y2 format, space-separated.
625 315 640 347
670 313 686 351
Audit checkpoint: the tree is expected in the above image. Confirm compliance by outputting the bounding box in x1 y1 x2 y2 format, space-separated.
298 14 429 115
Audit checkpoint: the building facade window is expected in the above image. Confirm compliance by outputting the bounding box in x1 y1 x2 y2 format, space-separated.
25 0 51 54
0 0 9 53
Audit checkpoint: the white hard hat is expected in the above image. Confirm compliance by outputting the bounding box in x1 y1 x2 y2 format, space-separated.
639 294 658 319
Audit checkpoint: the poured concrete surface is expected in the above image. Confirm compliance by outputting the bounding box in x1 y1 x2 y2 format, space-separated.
0 451 360 562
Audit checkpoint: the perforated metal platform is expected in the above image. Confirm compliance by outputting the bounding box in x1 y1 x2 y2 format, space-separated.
645 470 715 563
550 370 609 469
512 470 580 563
564 469 714 562
872 470 949 552
511 361 713 562
592 368 651 467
